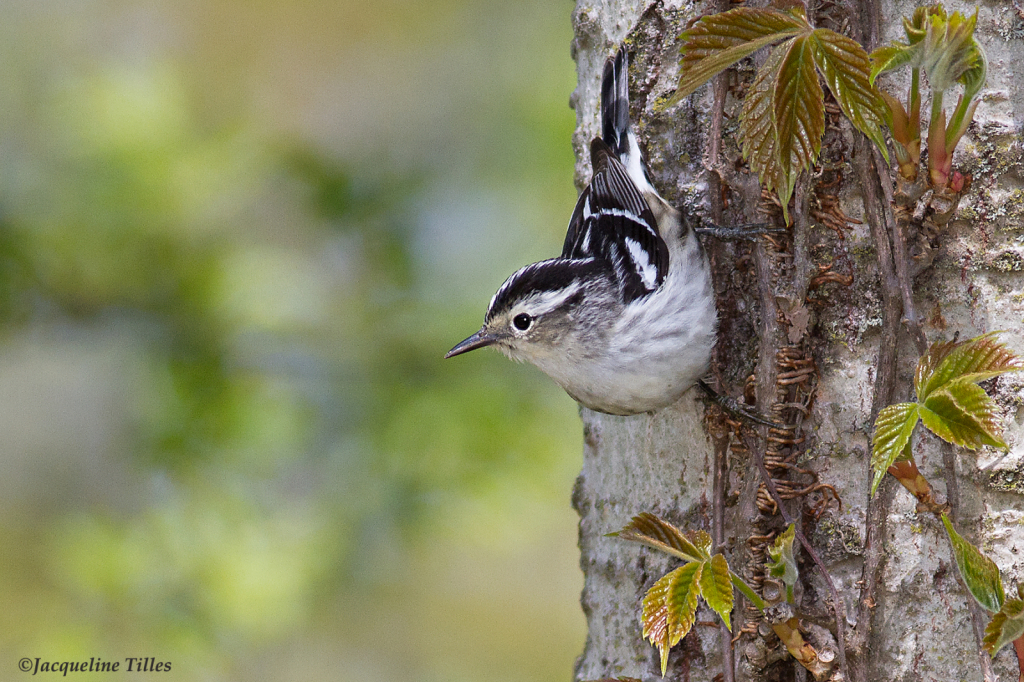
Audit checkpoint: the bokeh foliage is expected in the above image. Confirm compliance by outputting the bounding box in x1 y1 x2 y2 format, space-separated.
0 1 583 680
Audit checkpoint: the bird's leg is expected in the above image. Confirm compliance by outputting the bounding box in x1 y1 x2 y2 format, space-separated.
696 379 783 429
694 222 786 241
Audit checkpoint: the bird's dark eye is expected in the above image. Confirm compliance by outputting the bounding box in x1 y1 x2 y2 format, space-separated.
513 313 532 331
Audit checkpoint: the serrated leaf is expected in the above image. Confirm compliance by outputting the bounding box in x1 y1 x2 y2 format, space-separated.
643 563 703 676
917 332 1024 400
914 337 959 399
869 43 920 84
667 562 703 654
984 597 1024 655
870 402 920 495
774 33 824 198
613 513 703 562
767 523 798 587
642 567 677 675
810 28 889 162
674 8 809 102
920 380 1006 450
689 529 713 558
942 514 1005 613
738 43 799 221
699 553 734 631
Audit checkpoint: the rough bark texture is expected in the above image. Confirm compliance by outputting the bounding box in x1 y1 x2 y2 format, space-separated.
569 1 1024 681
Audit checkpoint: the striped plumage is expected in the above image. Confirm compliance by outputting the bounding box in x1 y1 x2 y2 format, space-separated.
446 48 716 415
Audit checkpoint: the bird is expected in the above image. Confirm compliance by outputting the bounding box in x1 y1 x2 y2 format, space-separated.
445 47 720 417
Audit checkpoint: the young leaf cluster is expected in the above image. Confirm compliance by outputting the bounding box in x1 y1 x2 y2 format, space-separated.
870 333 1023 495
613 514 734 675
616 516 835 678
675 6 887 221
766 523 798 603
870 5 986 188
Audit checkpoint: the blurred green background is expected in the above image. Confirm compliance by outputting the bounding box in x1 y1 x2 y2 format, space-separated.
0 1 585 680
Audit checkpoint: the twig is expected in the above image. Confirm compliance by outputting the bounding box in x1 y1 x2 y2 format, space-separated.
850 133 903 682
706 35 735 681
872 148 929 355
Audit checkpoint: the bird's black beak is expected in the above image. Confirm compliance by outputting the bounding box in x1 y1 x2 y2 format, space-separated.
445 329 497 358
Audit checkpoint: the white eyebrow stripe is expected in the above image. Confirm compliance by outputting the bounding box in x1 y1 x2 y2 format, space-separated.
523 281 583 315
486 258 597 318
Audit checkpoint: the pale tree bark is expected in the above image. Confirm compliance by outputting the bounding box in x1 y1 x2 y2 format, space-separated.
569 2 1024 681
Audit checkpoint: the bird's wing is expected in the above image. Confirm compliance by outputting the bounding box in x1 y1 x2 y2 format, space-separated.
562 139 668 304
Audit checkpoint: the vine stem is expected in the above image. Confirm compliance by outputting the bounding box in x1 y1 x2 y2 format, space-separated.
849 132 902 682
731 571 768 612
743 432 850 680
872 147 929 356
704 19 735 680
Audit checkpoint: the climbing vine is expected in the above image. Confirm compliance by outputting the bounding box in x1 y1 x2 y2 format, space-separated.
582 4 1024 682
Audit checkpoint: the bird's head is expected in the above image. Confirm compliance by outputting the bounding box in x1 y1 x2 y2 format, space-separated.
446 258 610 366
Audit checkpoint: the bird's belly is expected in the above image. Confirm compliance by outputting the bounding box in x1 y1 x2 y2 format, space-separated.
557 349 710 415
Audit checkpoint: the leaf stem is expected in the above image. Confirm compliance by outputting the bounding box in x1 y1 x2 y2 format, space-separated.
730 571 768 612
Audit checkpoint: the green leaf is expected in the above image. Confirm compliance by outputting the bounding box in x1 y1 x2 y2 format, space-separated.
667 561 703 645
643 563 704 676
642 567 677 676
904 5 938 44
920 8 979 94
689 529 713 558
914 337 960 400
738 43 797 220
869 43 919 84
958 41 987 106
917 332 1024 401
774 34 824 197
920 380 1006 450
612 513 704 562
674 8 809 102
984 597 1024 655
766 523 798 587
870 402 920 496
942 514 1005 613
810 28 888 162
699 553 734 631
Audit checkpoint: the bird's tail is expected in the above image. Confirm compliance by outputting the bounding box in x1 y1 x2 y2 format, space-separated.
600 48 655 195
601 48 631 159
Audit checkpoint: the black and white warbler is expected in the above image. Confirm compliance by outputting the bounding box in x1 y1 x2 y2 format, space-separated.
447 48 734 417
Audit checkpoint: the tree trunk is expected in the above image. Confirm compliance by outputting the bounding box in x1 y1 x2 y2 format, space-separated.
569 2 1024 681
